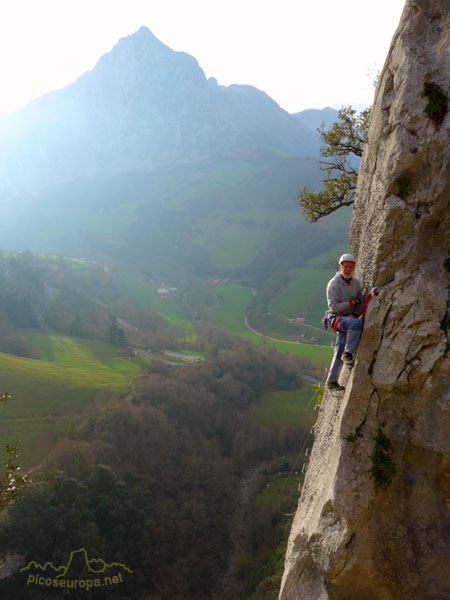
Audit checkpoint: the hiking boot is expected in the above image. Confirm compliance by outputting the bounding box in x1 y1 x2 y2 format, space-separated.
326 380 345 392
342 352 355 367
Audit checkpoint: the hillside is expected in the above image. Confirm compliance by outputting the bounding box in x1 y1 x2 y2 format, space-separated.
0 25 355 600
0 333 317 600
0 26 319 201
0 332 148 467
0 27 348 286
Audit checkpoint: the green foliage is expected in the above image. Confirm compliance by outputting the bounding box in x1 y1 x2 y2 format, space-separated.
0 470 154 599
312 383 324 407
368 427 398 488
209 284 254 335
252 385 316 429
0 338 311 599
345 415 366 443
0 444 30 510
0 392 10 403
0 251 192 356
440 313 450 333
444 257 450 274
272 268 335 328
107 321 127 347
0 393 30 511
0 333 149 469
421 81 448 126
0 155 327 280
209 284 332 369
248 521 292 600
299 106 370 222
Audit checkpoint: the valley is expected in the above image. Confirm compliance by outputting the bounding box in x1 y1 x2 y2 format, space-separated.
0 25 348 600
0 261 333 469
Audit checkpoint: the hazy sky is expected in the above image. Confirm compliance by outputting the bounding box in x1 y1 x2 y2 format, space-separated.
0 0 406 116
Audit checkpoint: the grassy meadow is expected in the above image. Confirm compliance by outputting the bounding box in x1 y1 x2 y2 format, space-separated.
209 284 332 368
121 272 194 334
0 332 149 467
209 284 255 335
251 385 318 429
272 268 334 327
0 270 333 468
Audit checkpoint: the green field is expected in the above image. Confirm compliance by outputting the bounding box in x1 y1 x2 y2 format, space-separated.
0 416 67 470
0 331 150 467
176 350 207 359
121 272 194 334
21 330 147 378
195 218 269 270
209 285 255 334
0 333 148 419
257 476 302 513
272 268 335 327
209 284 332 368
252 385 317 429
253 311 332 346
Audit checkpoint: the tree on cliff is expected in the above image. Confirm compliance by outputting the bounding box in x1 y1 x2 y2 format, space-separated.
0 393 30 510
299 106 370 222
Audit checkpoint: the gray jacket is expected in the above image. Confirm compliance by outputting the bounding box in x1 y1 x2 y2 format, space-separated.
326 271 364 319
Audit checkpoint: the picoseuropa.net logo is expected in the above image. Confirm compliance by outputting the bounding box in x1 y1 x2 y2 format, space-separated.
20 547 132 591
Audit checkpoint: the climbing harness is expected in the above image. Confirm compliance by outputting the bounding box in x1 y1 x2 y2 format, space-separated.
322 314 341 332
276 288 380 518
321 286 379 330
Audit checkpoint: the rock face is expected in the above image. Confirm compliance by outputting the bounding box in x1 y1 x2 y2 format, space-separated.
280 2 450 599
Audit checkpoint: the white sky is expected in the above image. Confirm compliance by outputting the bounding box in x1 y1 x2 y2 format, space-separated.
0 0 406 116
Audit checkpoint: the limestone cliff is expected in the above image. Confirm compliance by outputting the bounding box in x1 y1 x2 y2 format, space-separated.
280 2 450 599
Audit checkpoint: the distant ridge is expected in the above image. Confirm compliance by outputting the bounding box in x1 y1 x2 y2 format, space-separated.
0 26 319 200
0 27 349 276
293 107 339 132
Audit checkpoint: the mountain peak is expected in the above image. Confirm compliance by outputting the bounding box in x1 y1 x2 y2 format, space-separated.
0 27 319 200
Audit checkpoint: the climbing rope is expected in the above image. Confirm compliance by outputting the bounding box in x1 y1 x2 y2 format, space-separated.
276 368 327 517
275 287 380 517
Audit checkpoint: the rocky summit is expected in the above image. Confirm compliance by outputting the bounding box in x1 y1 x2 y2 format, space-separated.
280 1 450 599
0 26 318 200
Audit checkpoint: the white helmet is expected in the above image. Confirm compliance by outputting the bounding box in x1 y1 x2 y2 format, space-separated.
339 253 356 264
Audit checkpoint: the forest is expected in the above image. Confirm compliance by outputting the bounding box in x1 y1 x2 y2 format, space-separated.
0 333 314 599
0 251 182 358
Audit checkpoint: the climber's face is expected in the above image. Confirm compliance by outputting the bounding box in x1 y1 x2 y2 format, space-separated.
339 261 355 279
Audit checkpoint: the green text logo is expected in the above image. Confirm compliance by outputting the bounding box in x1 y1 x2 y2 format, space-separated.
20 548 132 590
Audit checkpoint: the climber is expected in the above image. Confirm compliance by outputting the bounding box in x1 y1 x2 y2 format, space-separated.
325 253 364 392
